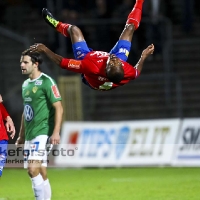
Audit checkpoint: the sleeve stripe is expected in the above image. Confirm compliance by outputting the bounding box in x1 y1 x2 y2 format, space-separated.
42 73 55 86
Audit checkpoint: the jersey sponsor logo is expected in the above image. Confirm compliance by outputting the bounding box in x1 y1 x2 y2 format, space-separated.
68 60 81 69
32 86 38 93
24 97 32 102
51 85 61 98
35 80 43 85
24 104 34 122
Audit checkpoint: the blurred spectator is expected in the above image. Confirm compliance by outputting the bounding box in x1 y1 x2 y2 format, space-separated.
88 0 112 51
194 0 200 17
182 0 194 34
59 1 81 56
0 0 7 24
29 0 47 15
112 0 132 19
7 0 25 5
143 0 166 60
62 0 81 22
111 0 133 43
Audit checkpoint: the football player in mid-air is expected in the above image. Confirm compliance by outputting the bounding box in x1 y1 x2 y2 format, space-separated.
28 0 154 91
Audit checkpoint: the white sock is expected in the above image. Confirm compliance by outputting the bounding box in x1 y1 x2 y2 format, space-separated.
44 179 52 200
31 174 45 200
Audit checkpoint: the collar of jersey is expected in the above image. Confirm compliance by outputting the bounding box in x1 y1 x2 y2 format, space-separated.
28 73 43 82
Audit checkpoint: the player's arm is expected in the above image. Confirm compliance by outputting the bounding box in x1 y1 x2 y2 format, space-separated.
24 43 63 65
26 43 83 73
0 94 2 103
15 113 25 147
50 101 63 145
0 103 16 138
5 116 15 139
135 44 154 72
0 103 9 119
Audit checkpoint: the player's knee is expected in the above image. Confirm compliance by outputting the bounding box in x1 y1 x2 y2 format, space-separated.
40 168 47 180
27 166 39 178
125 24 135 32
69 25 81 35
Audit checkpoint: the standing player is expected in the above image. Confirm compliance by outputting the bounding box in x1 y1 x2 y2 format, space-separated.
15 51 63 200
0 94 15 177
27 0 154 91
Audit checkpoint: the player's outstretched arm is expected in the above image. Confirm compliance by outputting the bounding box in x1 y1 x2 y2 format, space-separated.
134 44 154 72
27 43 64 66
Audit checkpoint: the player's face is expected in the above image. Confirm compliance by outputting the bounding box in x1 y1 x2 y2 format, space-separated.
106 54 122 70
20 55 36 75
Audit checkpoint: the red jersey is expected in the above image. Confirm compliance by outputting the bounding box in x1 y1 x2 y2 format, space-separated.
0 103 9 140
60 51 140 90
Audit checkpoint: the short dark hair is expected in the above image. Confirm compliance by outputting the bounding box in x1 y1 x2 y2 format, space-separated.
106 66 124 83
22 50 43 70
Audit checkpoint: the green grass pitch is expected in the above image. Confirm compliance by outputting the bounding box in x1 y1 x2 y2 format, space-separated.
0 167 200 200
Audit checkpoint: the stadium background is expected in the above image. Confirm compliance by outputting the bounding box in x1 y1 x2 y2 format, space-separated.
0 0 200 199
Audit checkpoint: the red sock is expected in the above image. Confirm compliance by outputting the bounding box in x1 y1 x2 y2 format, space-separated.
134 0 144 10
126 0 144 30
56 22 71 37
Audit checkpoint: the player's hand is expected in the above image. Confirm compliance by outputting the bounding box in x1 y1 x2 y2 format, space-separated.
141 44 155 58
29 43 47 53
0 94 3 103
50 133 60 145
5 117 16 139
15 136 25 148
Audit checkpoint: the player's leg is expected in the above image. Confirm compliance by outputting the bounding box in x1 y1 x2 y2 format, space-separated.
42 8 85 44
25 136 49 200
120 0 144 42
110 0 144 61
40 166 52 200
0 140 8 177
39 137 52 200
28 160 45 200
